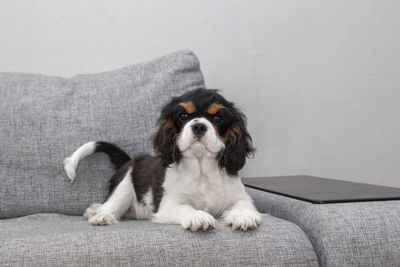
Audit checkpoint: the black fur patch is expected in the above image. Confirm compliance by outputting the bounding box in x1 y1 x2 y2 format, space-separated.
95 141 131 169
106 155 167 213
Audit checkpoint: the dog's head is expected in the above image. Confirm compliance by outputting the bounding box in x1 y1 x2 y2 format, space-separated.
154 88 254 176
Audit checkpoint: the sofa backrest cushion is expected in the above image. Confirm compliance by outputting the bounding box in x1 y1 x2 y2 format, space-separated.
0 50 205 218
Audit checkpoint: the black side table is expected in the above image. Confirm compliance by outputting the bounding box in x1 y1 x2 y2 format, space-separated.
243 175 400 204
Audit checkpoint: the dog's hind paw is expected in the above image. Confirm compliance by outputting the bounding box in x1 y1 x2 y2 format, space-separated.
89 213 118 226
83 203 102 219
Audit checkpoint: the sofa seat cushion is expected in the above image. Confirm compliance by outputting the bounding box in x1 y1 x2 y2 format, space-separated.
0 213 318 267
247 187 400 267
0 50 204 219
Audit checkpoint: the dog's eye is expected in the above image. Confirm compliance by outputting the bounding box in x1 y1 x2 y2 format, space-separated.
179 113 189 121
214 114 223 124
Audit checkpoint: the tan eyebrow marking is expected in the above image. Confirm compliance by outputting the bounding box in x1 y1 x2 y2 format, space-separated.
206 103 224 115
179 101 197 114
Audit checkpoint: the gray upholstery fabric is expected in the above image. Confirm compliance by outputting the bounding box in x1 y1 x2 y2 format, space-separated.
0 213 318 267
247 187 400 267
0 50 204 218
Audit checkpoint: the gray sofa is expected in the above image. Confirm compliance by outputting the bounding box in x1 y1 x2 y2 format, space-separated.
247 188 400 267
1 50 399 266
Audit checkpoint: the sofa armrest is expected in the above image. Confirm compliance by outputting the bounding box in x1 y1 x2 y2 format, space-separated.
246 186 400 267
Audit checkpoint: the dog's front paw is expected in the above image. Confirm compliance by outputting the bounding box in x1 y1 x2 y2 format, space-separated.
89 213 118 226
181 210 216 231
224 209 262 231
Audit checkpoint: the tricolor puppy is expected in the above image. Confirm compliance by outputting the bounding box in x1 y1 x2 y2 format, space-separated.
64 88 261 231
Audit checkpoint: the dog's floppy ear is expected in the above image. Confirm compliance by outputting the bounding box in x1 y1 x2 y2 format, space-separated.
153 102 180 165
218 107 255 176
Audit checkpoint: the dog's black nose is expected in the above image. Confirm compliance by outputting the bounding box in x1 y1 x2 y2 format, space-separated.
192 123 207 138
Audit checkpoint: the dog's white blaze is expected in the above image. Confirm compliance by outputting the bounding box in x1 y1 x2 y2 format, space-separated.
177 117 224 154
63 141 97 182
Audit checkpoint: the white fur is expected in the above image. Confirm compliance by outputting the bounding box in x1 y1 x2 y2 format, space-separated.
222 199 262 230
76 117 261 231
83 203 101 219
152 119 261 230
63 141 97 182
152 154 261 231
125 189 153 220
89 167 134 226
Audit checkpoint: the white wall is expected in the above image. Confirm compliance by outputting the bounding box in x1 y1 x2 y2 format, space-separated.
1 0 399 187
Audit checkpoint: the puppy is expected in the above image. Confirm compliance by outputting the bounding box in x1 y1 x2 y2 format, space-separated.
64 88 261 231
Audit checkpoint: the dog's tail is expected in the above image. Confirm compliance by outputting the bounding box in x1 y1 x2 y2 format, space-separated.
63 141 131 182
